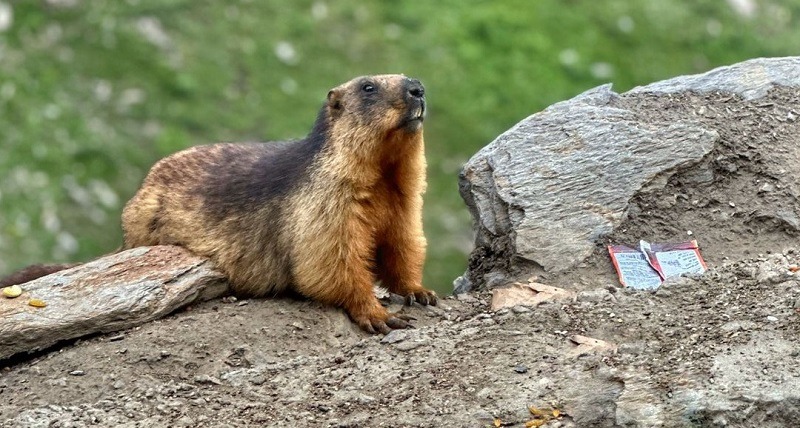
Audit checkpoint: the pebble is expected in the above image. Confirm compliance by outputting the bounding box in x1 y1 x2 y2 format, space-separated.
194 375 222 385
471 409 494 423
476 387 493 399
511 305 531 314
459 327 481 337
176 416 195 427
767 316 778 322
69 370 85 376
290 321 306 331
514 365 528 374
395 341 424 352
618 342 645 355
356 394 376 405
455 293 478 303
381 329 409 344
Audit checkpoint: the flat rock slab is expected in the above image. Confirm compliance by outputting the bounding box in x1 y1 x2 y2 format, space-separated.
0 246 228 360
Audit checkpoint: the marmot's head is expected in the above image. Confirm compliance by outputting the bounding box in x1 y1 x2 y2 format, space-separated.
324 74 426 136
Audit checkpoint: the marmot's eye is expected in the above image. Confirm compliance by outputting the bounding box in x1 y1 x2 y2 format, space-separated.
362 83 375 93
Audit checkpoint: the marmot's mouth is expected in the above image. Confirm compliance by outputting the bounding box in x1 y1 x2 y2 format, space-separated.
400 100 425 131
411 102 426 121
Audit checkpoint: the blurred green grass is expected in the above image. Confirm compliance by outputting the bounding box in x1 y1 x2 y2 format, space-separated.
1 0 798 294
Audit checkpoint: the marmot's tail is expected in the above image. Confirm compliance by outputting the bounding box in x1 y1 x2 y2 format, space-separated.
0 263 80 287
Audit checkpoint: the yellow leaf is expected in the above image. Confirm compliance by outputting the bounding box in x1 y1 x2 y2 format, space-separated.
528 406 544 416
552 408 561 417
525 420 546 427
494 418 502 427
28 299 47 308
2 285 22 298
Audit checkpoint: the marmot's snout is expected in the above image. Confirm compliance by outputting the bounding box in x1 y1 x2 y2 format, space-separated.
406 78 425 100
404 78 426 125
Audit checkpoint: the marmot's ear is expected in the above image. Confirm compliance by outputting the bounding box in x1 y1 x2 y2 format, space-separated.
327 89 343 111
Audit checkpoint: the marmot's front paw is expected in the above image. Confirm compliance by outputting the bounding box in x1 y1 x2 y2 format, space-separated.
404 287 438 306
351 306 415 334
353 314 414 334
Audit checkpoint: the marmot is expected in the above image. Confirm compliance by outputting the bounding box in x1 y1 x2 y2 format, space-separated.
2 74 437 334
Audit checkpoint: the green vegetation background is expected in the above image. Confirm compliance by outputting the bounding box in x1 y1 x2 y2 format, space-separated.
1 0 798 294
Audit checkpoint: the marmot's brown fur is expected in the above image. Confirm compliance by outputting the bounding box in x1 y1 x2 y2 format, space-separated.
2 74 437 334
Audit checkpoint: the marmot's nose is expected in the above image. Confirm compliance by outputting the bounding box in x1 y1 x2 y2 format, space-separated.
406 79 425 99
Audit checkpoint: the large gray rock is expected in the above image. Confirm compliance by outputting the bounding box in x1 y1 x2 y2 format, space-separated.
457 56 800 291
629 56 800 100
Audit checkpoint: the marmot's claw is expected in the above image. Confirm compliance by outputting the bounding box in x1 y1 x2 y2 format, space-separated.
358 320 377 334
385 315 413 330
356 313 414 334
394 313 416 322
410 289 438 306
376 322 393 335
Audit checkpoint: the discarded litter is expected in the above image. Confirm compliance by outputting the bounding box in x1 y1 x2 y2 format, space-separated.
608 240 707 289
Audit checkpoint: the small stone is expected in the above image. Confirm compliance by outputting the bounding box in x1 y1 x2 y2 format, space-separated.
472 409 494 423
459 327 481 337
175 416 195 427
250 375 266 386
69 370 85 376
476 387 493 399
194 375 222 385
113 380 125 389
618 342 645 355
108 334 125 342
766 316 778 322
222 296 237 303
577 289 611 302
512 305 532 314
381 329 409 344
395 341 424 351
236 300 249 307
357 394 376 404
455 293 477 303
513 365 528 374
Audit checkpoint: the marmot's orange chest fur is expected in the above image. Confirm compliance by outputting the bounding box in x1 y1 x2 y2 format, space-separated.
121 74 437 333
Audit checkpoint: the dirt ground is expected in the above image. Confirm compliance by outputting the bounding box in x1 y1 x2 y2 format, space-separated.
1 87 799 427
